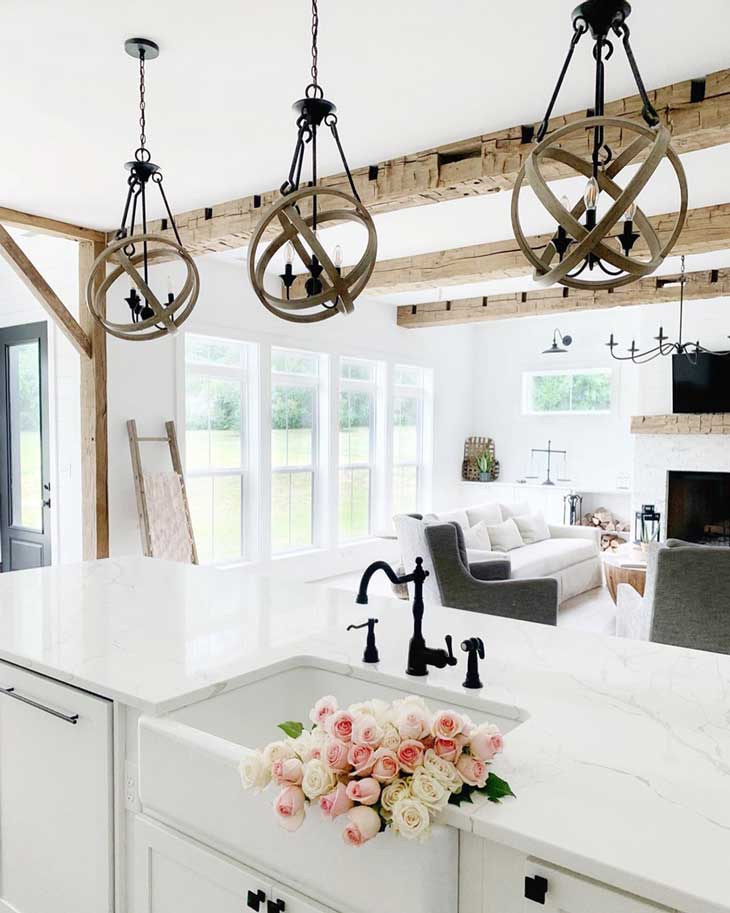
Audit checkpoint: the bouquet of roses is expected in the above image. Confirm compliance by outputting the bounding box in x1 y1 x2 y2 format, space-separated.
239 693 514 846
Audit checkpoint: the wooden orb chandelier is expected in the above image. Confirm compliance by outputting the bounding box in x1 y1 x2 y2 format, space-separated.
248 0 377 322
511 1 688 291
87 38 199 342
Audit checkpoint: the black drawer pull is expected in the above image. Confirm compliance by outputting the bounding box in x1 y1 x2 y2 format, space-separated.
525 874 548 904
0 687 79 725
267 900 285 913
247 889 266 910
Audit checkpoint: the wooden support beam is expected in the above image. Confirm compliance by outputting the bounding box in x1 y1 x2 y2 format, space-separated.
79 240 109 560
0 207 105 244
0 224 92 358
397 267 730 328
143 67 730 256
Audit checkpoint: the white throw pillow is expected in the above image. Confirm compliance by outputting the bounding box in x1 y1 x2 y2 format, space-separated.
465 502 503 527
486 518 525 552
462 520 492 551
500 501 531 520
513 512 551 545
431 508 470 530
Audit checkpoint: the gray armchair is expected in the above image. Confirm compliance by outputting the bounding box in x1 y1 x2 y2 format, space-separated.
394 514 558 625
617 541 730 654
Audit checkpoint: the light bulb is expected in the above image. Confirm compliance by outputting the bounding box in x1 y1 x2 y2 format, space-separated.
333 244 343 268
166 274 173 295
285 242 294 266
623 201 637 222
583 177 599 212
560 195 571 213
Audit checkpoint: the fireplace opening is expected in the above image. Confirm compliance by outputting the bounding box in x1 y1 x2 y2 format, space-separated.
667 471 730 545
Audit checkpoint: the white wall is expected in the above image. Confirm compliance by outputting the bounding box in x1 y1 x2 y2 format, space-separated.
106 254 475 577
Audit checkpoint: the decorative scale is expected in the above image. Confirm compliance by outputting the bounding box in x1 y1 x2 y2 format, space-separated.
511 1 687 291
86 38 199 342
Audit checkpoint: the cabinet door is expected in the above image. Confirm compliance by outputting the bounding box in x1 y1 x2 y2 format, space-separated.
135 817 273 913
0 662 113 913
524 860 678 913
272 884 341 913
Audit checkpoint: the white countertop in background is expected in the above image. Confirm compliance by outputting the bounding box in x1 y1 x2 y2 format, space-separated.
0 557 728 913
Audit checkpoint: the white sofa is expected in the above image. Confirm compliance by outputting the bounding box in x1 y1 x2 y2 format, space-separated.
421 501 603 605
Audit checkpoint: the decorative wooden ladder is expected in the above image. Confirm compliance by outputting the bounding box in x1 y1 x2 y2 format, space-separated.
127 419 199 564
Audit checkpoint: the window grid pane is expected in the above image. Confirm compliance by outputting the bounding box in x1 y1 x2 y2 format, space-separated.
272 471 313 552
527 371 611 414
339 468 371 540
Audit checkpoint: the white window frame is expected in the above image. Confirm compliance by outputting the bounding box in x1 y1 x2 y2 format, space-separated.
522 367 614 416
337 357 378 543
182 334 253 565
391 364 430 517
270 347 323 555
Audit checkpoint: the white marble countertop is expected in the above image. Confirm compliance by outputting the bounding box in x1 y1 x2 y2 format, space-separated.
0 557 728 913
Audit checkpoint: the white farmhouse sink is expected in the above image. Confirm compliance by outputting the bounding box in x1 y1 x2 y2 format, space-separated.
138 660 526 913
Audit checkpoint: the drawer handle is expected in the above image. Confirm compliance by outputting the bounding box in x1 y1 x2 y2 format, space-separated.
247 889 266 911
0 687 79 725
525 874 548 904
267 901 285 913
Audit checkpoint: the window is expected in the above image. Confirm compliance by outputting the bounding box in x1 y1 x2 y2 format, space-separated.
271 347 320 553
523 369 612 415
339 358 376 541
184 335 250 563
392 364 427 515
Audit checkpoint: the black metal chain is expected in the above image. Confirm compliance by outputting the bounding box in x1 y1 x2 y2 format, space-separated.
310 0 319 89
135 50 151 162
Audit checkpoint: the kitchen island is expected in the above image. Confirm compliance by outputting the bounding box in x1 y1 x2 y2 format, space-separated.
0 556 728 913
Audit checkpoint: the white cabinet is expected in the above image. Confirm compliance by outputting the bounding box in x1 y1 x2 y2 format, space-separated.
0 661 113 913
135 817 338 913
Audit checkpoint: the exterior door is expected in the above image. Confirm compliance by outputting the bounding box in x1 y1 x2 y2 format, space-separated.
0 322 51 571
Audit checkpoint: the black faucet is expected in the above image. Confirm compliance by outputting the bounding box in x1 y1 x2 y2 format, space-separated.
356 557 457 677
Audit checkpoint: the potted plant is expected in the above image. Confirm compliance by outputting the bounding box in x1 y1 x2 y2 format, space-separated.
477 451 494 482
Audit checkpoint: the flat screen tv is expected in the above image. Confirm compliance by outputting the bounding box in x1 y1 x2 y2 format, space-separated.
672 353 730 414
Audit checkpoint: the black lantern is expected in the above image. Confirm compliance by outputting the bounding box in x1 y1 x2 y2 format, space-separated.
635 504 661 545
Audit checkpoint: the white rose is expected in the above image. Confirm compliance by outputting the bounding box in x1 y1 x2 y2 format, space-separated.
380 778 412 819
411 769 449 811
301 759 337 800
239 749 270 792
391 797 432 842
349 698 391 726
288 731 315 762
380 723 401 752
423 749 462 793
262 740 296 767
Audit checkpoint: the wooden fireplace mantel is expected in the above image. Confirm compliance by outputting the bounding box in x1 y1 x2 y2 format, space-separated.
631 414 730 434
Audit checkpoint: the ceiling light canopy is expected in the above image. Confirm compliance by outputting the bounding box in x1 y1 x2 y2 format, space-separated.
248 0 377 323
86 38 199 342
511 0 688 291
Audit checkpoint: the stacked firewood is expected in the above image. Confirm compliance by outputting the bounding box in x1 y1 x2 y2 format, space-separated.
581 508 631 552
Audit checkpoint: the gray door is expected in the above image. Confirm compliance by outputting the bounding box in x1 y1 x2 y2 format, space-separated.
0 322 51 571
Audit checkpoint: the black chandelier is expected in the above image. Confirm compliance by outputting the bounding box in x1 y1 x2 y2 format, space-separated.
511 0 688 291
248 0 377 323
86 37 199 342
607 256 730 364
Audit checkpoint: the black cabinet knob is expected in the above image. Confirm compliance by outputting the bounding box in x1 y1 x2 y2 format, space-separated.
247 889 266 911
267 900 286 913
524 874 548 904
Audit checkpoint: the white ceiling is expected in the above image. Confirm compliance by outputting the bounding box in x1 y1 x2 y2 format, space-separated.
3 0 729 233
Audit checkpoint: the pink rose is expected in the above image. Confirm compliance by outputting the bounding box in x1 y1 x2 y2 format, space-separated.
456 754 488 788
319 783 354 820
309 695 338 728
433 737 463 763
346 777 381 806
342 806 382 846
348 743 375 776
396 704 430 740
274 786 306 832
469 724 504 762
371 747 399 784
396 739 425 773
432 710 465 740
351 713 383 747
272 757 304 787
326 710 354 743
324 737 350 772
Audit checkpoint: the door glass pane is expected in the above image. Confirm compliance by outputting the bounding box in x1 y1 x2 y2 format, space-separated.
272 386 314 467
339 468 371 540
8 342 42 531
339 391 372 464
271 471 313 552
393 396 419 464
393 465 418 515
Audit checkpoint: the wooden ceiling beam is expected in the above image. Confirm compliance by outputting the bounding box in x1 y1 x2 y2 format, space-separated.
141 67 730 257
0 224 92 358
0 207 105 244
396 267 730 328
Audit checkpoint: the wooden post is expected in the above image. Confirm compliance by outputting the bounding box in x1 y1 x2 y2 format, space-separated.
79 240 109 559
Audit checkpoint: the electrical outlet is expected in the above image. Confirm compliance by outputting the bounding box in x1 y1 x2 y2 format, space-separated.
124 761 141 813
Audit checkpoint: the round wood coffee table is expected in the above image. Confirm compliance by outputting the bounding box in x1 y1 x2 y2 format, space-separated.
603 550 647 605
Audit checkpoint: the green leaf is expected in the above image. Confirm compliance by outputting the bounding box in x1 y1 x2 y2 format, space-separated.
448 783 478 807
485 772 516 803
277 720 304 739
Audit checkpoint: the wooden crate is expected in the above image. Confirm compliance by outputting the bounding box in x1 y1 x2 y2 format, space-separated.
462 436 500 482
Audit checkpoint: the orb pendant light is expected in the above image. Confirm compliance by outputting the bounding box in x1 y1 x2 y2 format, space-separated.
86 38 199 342
248 1 377 323
511 1 688 291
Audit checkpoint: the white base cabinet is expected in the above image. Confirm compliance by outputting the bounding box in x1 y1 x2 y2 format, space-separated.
0 661 113 913
134 817 338 913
